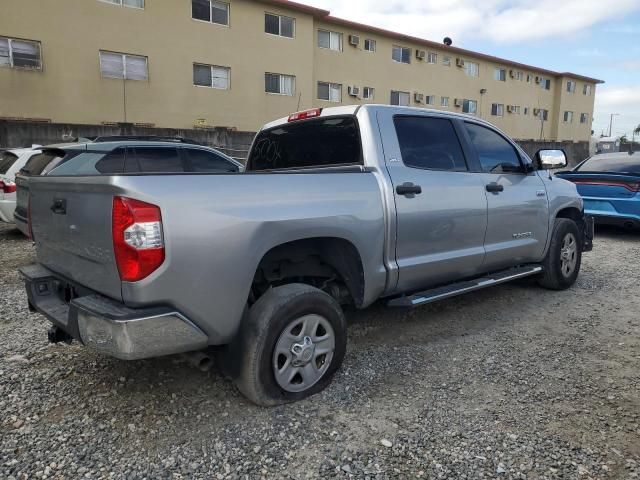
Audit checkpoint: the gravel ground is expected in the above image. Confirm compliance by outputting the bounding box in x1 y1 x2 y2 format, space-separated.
1 221 638 479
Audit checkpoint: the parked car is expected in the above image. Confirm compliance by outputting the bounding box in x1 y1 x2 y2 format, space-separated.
0 146 42 224
14 140 242 236
556 151 639 230
21 106 593 405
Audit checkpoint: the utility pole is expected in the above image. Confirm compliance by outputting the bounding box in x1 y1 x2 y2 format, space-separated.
608 113 619 137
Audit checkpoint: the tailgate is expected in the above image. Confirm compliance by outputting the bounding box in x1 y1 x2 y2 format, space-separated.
29 176 123 300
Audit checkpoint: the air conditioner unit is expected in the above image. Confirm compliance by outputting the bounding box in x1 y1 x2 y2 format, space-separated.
509 69 515 78
348 85 360 97
414 92 424 103
416 49 426 60
456 58 465 67
454 98 462 107
533 108 541 115
535 76 541 84
507 105 514 113
349 35 360 46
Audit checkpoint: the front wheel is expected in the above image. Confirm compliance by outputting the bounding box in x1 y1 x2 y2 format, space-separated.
229 283 347 406
537 218 582 290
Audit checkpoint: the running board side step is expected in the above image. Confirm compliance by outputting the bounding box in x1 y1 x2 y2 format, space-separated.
387 265 543 308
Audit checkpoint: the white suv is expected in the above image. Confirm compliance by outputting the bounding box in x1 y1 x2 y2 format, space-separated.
0 146 41 223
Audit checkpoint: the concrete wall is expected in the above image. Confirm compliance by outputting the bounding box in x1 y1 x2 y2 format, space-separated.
517 140 590 168
0 0 600 140
0 120 255 161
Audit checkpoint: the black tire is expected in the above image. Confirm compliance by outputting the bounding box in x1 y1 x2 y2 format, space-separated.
537 218 582 290
227 283 347 406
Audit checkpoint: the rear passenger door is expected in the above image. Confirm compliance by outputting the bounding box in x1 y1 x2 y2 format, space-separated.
381 113 489 292
462 122 549 270
183 148 240 172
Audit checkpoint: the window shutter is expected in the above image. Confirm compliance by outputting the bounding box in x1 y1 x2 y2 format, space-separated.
0 38 9 66
100 52 125 78
123 0 144 7
280 75 294 96
211 66 229 89
125 55 148 80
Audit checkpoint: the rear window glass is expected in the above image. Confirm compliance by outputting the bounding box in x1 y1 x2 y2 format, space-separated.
47 153 108 176
129 147 184 173
185 148 239 172
95 148 126 174
22 151 65 175
0 152 18 174
576 155 640 174
248 116 362 171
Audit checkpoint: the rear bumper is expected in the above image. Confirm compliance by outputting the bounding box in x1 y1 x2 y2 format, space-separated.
0 199 15 223
20 264 208 360
586 211 640 229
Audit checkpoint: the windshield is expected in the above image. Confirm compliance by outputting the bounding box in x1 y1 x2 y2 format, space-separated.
576 155 640 174
247 116 362 171
0 151 18 174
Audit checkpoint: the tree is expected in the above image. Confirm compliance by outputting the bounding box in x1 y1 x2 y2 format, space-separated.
620 134 628 143
635 125 640 136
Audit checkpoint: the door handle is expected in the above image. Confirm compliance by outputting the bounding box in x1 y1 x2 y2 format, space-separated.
51 198 66 215
486 183 504 193
396 183 422 196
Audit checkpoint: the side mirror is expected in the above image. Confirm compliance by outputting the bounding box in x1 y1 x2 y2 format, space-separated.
536 149 567 170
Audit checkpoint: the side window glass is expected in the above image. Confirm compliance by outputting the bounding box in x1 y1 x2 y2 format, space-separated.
394 116 468 171
465 123 523 174
131 147 183 173
95 148 126 174
185 148 238 172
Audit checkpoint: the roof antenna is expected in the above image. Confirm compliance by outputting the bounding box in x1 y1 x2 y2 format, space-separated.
297 92 302 111
443 37 453 46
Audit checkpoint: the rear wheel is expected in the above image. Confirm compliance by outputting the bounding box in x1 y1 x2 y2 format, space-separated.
538 218 582 290
229 283 346 406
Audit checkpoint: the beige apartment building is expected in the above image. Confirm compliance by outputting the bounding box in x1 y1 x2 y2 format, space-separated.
0 0 603 141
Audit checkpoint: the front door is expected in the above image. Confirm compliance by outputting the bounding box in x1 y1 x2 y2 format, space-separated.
463 121 549 271
381 113 489 293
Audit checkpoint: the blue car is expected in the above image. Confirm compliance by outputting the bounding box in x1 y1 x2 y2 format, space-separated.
556 152 640 230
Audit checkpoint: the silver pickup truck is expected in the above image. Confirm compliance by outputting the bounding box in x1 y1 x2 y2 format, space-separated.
21 105 593 405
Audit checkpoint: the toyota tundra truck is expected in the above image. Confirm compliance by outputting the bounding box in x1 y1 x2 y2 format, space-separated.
21 105 593 406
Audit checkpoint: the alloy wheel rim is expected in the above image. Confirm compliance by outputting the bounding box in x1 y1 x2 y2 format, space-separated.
560 233 577 278
272 314 335 393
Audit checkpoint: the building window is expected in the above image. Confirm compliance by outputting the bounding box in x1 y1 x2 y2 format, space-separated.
511 105 521 114
192 0 229 25
100 0 144 8
392 46 411 64
464 61 479 77
462 99 477 114
540 77 551 90
567 80 576 93
0 36 42 69
427 52 437 64
441 96 449 107
364 39 376 52
442 56 451 67
390 90 410 106
318 30 342 51
491 103 504 116
193 63 229 89
512 70 523 81
317 81 341 102
494 68 506 81
580 113 589 124
526 74 532 83
265 73 295 95
100 51 148 80
425 95 436 105
524 107 529 115
563 111 573 123
362 86 375 100
264 13 295 38
583 84 592 96
536 109 549 121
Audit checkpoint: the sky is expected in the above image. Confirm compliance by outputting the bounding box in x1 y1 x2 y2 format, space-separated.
303 0 640 140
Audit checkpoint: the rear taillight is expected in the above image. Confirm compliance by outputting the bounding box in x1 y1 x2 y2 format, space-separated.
112 196 164 282
0 180 16 194
573 180 640 192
